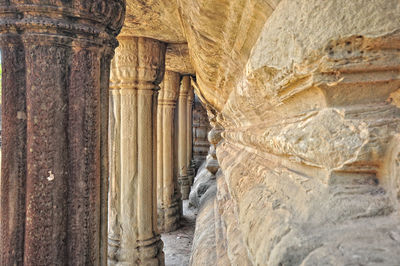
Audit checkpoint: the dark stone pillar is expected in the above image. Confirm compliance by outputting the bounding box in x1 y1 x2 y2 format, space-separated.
0 2 125 265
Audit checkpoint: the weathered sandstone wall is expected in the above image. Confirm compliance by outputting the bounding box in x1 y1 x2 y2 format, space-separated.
190 0 400 265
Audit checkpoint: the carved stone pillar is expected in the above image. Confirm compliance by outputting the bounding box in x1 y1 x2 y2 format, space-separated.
186 85 195 185
108 88 121 262
178 76 191 199
157 71 181 233
108 36 166 265
0 2 124 265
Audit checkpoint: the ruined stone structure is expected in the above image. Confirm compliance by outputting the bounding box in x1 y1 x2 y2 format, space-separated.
1 0 400 265
192 96 211 172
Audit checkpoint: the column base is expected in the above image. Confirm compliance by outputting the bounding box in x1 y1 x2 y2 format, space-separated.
108 235 164 266
108 236 121 265
179 175 191 200
137 236 165 266
158 201 181 233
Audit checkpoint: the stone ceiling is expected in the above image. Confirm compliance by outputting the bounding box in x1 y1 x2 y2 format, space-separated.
165 43 195 75
123 0 281 111
122 0 186 43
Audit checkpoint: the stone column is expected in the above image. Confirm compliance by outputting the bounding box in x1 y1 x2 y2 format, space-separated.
0 2 124 265
186 85 195 185
108 36 166 265
156 85 164 226
108 88 121 262
157 71 181 232
152 85 159 243
178 76 191 199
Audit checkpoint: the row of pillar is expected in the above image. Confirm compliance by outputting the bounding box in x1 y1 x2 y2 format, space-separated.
178 76 194 200
0 3 196 263
108 36 196 265
0 1 125 265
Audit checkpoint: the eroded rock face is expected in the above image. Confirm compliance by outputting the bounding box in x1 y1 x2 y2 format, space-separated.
189 162 215 209
207 0 400 265
187 0 400 265
189 188 217 266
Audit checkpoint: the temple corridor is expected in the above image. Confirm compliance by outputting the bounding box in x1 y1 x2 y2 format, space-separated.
161 200 196 266
1 1 400 265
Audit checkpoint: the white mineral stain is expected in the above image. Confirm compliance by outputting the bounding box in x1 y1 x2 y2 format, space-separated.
17 111 26 120
47 171 55 181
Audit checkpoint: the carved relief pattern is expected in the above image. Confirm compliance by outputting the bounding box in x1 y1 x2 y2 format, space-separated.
0 1 125 44
0 1 125 265
110 36 166 90
159 70 180 104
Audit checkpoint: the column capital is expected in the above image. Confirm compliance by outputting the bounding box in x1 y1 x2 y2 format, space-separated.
179 75 191 96
0 1 124 47
159 70 180 106
110 36 166 90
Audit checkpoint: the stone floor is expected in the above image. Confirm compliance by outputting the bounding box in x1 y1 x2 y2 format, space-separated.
161 200 197 266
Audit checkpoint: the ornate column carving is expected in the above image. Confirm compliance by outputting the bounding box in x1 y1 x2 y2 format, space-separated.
108 36 166 265
186 84 195 185
178 76 191 199
0 2 124 265
157 71 181 232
